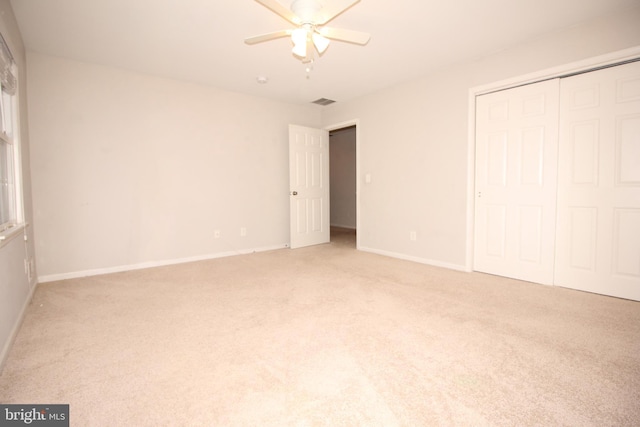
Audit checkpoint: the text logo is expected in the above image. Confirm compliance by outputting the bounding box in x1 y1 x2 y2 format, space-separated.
0 405 69 427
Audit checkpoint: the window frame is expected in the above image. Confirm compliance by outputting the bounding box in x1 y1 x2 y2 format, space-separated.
0 37 24 249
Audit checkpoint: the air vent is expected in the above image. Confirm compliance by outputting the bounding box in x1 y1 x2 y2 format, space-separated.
311 98 336 106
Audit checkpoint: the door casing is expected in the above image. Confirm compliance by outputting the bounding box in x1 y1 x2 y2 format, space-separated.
325 119 361 249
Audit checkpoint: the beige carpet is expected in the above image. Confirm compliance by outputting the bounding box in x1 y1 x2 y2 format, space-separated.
1 229 639 426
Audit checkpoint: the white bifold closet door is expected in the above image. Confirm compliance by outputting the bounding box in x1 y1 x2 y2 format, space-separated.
474 79 560 285
554 61 640 301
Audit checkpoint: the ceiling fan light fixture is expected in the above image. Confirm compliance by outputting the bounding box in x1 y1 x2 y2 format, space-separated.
291 28 307 46
312 32 330 54
246 0 370 62
291 28 308 57
292 41 307 58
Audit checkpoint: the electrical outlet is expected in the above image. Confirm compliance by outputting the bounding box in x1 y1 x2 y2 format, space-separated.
240 227 247 237
214 230 221 239
25 258 35 282
410 231 417 241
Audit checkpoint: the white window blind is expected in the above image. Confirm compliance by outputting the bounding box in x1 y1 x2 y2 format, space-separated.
0 33 18 234
0 33 16 96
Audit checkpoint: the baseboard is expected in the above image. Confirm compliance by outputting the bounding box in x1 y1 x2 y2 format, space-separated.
38 244 289 283
359 246 469 272
330 224 356 230
0 281 38 374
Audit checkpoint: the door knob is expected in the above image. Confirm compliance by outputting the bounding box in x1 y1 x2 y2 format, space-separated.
291 191 298 195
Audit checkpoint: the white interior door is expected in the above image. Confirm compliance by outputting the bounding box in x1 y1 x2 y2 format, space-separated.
474 79 560 285
554 61 640 301
289 124 330 249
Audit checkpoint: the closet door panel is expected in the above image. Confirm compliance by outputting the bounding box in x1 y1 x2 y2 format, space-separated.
555 61 640 301
474 79 560 285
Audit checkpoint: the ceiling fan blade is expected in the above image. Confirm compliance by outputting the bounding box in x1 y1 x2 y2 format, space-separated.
316 0 361 25
254 0 301 24
318 27 370 45
244 29 292 45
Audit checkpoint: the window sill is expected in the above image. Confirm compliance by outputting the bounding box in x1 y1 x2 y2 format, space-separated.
0 223 27 249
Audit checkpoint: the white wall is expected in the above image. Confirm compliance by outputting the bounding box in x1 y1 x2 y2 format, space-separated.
322 6 640 270
27 53 321 280
0 0 36 370
22 5 640 281
330 126 356 229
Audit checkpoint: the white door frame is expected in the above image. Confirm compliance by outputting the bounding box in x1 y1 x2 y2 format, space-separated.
325 119 360 250
465 46 640 272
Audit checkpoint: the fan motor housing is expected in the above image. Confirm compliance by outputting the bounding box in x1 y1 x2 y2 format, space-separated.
291 0 322 23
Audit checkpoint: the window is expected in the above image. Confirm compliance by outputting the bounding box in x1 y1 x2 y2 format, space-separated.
0 33 20 240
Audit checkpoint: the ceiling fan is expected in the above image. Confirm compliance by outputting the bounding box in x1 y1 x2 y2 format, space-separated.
244 0 370 62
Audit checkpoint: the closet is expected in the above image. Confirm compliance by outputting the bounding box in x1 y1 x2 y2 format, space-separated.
474 60 640 301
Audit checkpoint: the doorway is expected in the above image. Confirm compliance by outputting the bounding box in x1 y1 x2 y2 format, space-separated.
329 124 357 248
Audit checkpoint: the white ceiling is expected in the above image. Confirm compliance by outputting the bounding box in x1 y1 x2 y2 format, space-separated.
9 0 640 106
